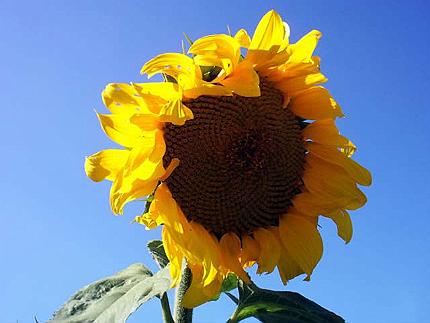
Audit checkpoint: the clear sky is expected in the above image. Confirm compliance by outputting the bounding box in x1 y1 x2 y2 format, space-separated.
1 1 429 322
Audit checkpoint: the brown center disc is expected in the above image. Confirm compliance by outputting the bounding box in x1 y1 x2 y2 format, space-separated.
163 79 305 237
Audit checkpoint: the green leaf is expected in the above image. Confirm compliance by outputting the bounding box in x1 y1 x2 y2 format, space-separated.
162 74 177 83
147 240 169 268
209 273 240 303
229 281 345 323
50 263 171 323
200 66 222 82
221 273 239 293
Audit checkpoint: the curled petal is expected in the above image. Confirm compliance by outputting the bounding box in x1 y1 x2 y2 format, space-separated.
141 53 197 79
85 149 129 182
189 34 241 73
110 131 166 214
135 199 163 230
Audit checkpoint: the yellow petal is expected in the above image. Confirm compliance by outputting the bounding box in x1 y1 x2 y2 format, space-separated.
186 223 221 286
133 82 177 100
219 60 260 97
234 28 251 48
160 158 180 181
240 235 260 268
293 191 355 216
287 30 322 65
277 245 305 284
102 83 148 115
253 227 280 274
303 119 356 153
132 83 194 125
270 228 304 284
150 183 185 232
279 21 291 51
162 227 184 287
268 56 321 81
110 176 160 215
85 149 129 182
193 54 223 67
158 99 194 125
189 34 241 73
279 214 323 278
183 83 232 99
288 86 344 120
304 154 366 207
219 233 250 283
325 209 353 243
129 114 163 131
277 72 328 96
132 82 181 114
134 196 165 229
134 211 159 229
182 264 222 308
345 189 367 210
308 143 372 186
249 10 285 52
97 113 144 148
109 131 166 214
141 53 197 79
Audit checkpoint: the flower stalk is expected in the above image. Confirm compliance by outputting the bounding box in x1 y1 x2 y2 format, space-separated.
161 292 175 323
174 265 193 323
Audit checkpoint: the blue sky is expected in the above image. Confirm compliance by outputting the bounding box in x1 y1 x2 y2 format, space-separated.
1 1 429 322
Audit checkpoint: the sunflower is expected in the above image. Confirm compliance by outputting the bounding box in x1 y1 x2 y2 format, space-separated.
85 10 371 308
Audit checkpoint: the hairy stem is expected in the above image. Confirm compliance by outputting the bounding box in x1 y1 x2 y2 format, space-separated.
174 265 193 323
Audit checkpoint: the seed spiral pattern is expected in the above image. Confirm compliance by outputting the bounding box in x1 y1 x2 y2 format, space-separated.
163 79 305 237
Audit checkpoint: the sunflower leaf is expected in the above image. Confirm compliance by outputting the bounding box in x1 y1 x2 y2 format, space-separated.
221 273 239 293
200 66 222 82
229 281 345 323
147 239 169 268
209 273 240 303
50 263 171 323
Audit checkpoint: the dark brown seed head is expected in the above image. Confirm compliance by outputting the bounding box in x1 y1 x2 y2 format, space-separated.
163 79 305 237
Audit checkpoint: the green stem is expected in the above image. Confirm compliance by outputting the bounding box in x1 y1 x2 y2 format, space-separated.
174 265 193 323
225 292 239 304
160 292 174 323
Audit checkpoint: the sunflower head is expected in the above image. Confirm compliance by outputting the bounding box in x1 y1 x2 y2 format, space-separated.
85 10 371 308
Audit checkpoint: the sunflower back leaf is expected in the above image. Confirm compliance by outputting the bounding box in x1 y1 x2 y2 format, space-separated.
229 281 345 323
50 263 171 323
147 239 169 268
